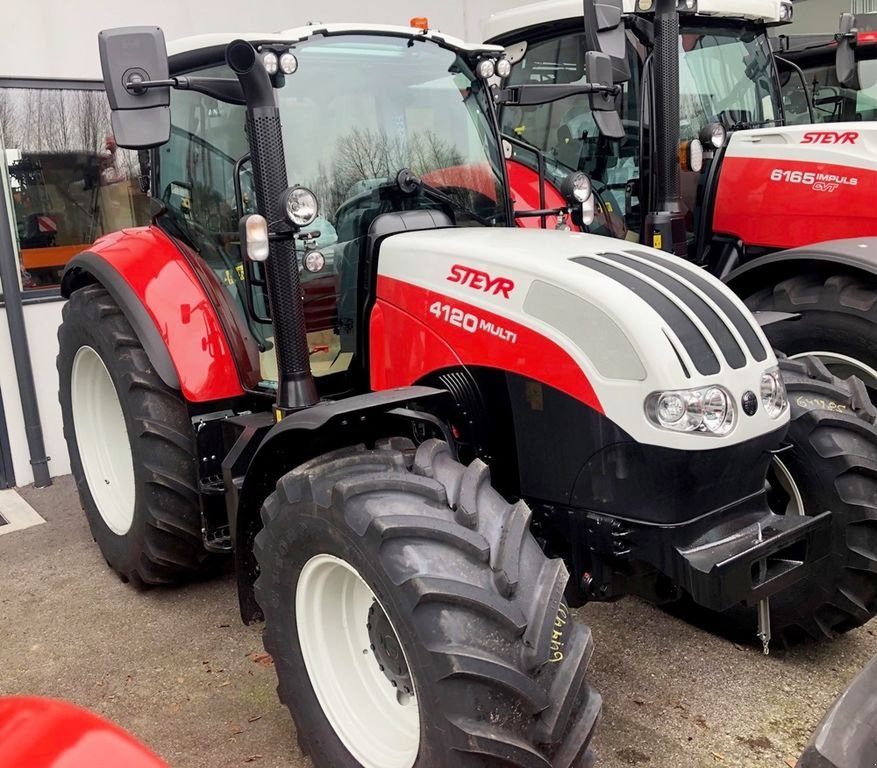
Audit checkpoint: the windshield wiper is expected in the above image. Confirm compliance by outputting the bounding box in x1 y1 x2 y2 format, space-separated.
394 168 495 227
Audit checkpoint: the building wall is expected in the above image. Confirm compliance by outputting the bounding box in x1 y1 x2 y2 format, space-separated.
785 0 853 34
0 303 68 486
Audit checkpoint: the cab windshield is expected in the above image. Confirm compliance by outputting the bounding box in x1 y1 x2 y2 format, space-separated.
158 34 507 386
678 24 782 135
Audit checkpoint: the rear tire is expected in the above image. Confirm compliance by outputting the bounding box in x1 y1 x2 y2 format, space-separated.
57 284 212 586
255 439 601 768
746 273 877 390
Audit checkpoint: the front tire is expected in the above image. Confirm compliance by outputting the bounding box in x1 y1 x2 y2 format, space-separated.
763 357 877 641
57 284 211 586
255 439 601 768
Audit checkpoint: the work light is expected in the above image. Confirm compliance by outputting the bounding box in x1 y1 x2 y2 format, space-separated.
281 186 319 228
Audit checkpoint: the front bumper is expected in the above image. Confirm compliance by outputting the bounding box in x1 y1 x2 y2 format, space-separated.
583 496 833 611
678 509 832 611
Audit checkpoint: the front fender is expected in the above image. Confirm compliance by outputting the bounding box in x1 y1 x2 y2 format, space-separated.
725 238 877 298
226 386 455 623
62 225 259 402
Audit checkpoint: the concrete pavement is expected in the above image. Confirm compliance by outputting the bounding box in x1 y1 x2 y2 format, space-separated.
1 477 873 767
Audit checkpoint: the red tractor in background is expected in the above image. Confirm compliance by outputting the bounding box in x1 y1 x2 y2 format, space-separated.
487 0 877 394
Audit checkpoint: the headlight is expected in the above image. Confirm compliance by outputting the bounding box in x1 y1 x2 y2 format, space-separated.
279 52 298 75
562 171 592 204
476 59 496 79
646 385 736 435
700 122 726 150
280 186 319 228
262 51 279 76
760 367 788 419
302 249 326 273
496 57 512 78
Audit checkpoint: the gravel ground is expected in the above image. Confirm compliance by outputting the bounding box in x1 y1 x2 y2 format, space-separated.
1 476 874 768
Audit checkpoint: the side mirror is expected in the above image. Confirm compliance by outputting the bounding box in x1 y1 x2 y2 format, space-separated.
586 52 624 139
836 13 859 89
98 27 171 149
582 0 630 83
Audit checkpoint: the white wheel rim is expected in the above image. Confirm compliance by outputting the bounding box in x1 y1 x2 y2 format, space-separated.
295 554 420 768
789 351 877 390
71 346 136 535
769 457 806 517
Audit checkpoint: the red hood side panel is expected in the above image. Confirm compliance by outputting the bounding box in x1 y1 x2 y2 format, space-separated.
370 274 603 413
712 127 877 249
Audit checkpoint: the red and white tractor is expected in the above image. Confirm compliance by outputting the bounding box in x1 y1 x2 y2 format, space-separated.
55 20 877 766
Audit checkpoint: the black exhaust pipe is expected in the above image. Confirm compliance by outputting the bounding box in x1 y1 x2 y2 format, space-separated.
226 40 318 413
645 0 688 257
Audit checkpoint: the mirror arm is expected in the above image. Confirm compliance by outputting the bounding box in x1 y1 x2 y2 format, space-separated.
126 76 246 105
496 83 620 106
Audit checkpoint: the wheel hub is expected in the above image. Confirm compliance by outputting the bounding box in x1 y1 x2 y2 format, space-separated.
368 602 413 695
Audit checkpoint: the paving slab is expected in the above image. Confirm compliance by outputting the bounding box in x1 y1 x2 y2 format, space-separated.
1 477 873 768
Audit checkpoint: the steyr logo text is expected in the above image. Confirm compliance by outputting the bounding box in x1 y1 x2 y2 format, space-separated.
447 264 514 298
801 131 858 145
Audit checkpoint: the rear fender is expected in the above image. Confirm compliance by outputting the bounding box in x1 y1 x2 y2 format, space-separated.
226 386 455 623
62 225 259 402
725 237 877 298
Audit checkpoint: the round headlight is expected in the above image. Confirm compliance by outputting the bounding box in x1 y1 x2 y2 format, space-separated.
262 51 279 76
562 172 592 204
279 52 298 75
303 249 326 273
657 393 686 426
761 368 788 419
700 122 726 150
476 58 496 79
281 186 319 228
496 57 512 78
702 387 733 434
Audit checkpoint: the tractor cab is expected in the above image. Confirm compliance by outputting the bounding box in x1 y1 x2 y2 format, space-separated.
486 0 791 254
136 27 514 394
774 12 877 125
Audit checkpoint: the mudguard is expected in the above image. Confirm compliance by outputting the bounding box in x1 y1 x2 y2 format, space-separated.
797 654 877 768
225 385 456 622
713 124 877 250
0 696 167 768
61 225 260 402
724 237 877 297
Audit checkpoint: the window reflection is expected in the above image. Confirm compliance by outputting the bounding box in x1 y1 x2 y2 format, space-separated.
0 84 149 291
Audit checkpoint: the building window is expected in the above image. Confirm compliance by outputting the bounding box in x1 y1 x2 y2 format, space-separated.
0 80 150 292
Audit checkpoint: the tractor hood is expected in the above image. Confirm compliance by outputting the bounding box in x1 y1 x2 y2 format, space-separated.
374 228 786 450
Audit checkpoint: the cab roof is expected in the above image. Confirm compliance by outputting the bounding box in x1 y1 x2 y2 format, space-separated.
483 0 784 43
167 22 502 64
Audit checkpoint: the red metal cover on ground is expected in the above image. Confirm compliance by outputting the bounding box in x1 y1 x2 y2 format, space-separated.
0 696 167 768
